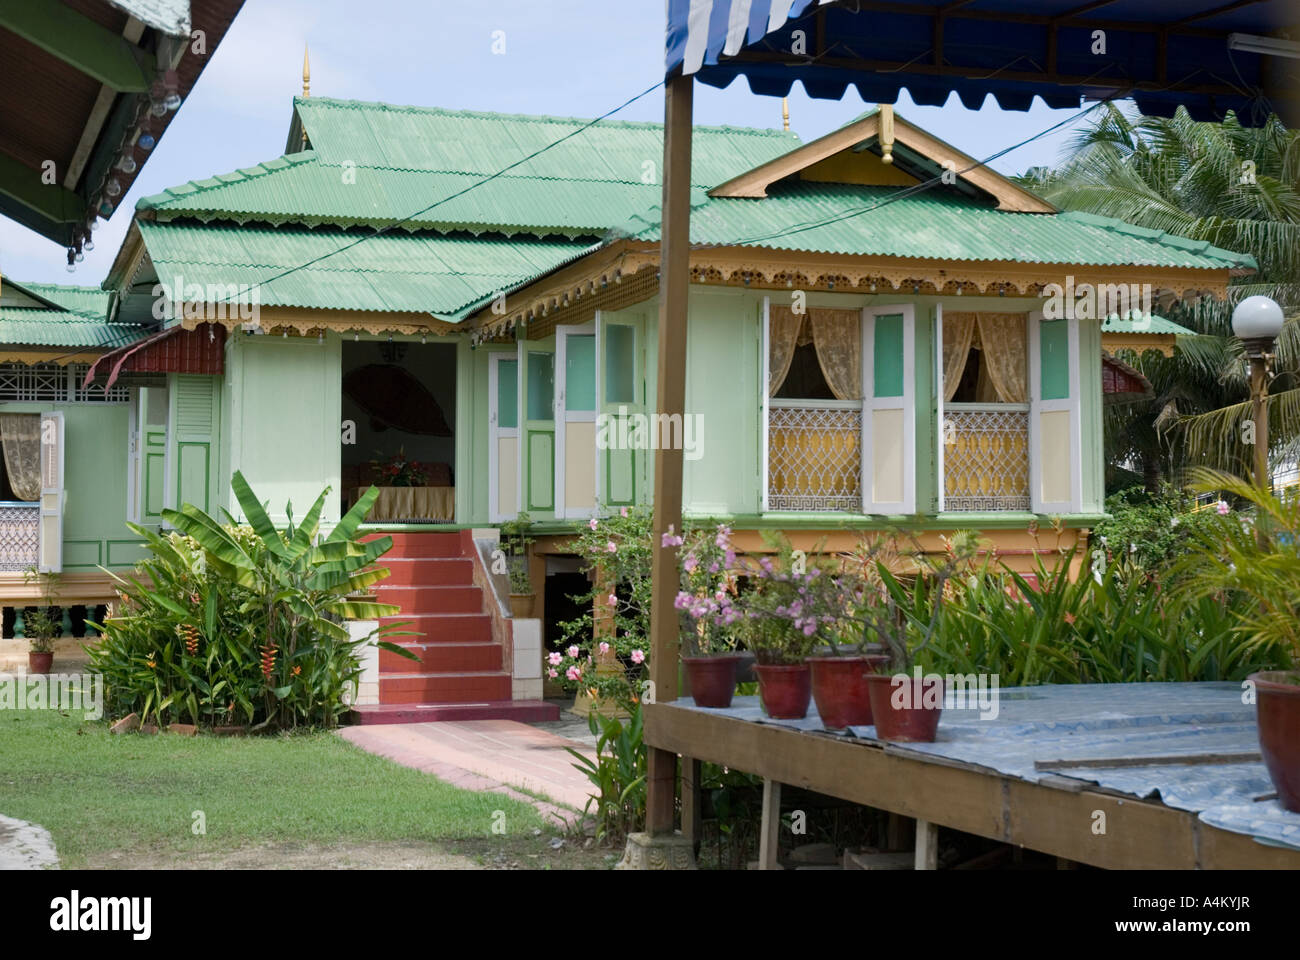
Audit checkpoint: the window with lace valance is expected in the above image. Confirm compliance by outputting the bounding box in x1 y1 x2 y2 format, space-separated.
768 305 863 401
942 312 1028 404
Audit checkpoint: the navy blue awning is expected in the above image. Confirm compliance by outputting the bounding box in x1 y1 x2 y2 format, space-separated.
666 0 1299 126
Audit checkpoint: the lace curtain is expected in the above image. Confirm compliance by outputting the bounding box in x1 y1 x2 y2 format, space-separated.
810 308 862 401
0 414 41 501
943 311 1027 404
768 306 862 400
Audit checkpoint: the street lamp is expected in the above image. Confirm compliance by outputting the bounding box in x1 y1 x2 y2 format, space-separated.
1231 295 1286 490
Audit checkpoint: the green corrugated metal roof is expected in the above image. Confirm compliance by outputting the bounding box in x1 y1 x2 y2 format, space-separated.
292 97 799 185
106 0 191 36
137 220 592 319
138 150 710 237
0 281 141 349
623 182 1257 272
13 282 113 318
1102 313 1196 335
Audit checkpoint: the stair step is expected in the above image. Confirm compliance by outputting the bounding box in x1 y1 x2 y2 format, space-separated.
364 532 466 558
349 700 560 724
381 641 503 673
379 672 511 703
373 585 483 614
378 558 474 586
380 613 492 644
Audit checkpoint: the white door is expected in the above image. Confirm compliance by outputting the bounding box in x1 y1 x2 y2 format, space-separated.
555 322 597 519
861 305 916 514
38 411 64 573
488 352 519 523
1029 310 1082 514
934 303 945 514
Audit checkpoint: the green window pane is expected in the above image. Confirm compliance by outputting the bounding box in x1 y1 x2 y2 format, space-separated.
873 314 904 398
497 359 517 429
1040 320 1070 400
565 335 596 411
605 325 635 404
527 352 554 421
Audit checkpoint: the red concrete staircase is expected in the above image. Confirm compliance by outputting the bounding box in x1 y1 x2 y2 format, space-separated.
348 531 558 725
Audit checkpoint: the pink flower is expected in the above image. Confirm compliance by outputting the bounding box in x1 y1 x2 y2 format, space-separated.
1216 500 1230 515
566 665 583 681
683 554 698 573
546 668 558 679
547 651 563 666
567 645 579 658
630 649 645 664
588 518 599 530
606 593 617 607
620 506 629 517
599 641 610 654
661 525 684 548
606 540 618 553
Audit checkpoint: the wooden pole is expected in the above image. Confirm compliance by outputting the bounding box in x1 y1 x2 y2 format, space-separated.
645 71 693 838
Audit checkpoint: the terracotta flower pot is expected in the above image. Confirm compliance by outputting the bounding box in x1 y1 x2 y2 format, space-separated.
683 655 740 708
807 654 890 730
508 593 535 618
865 672 944 742
1250 671 1300 813
27 651 53 674
755 663 812 719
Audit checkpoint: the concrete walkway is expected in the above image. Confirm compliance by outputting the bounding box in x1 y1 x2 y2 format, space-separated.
0 814 59 869
338 720 596 827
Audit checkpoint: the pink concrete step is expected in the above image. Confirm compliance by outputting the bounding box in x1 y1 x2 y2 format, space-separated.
381 641 503 674
373 585 483 614
379 557 474 586
380 671 511 703
381 613 493 644
347 701 560 724
364 532 467 559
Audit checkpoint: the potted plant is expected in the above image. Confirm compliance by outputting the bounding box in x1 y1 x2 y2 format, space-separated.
859 532 980 741
500 513 535 618
675 524 742 708
1178 471 1300 811
369 447 430 487
22 567 61 674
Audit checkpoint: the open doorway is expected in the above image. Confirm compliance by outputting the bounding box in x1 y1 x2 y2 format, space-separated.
340 339 456 523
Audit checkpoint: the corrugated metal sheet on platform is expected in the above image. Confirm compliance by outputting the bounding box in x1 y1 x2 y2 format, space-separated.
682 682 1300 851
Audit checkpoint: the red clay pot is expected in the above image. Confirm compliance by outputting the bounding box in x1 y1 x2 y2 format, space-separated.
683 655 740 708
756 664 812 720
27 651 53 674
1250 671 1300 813
865 673 944 742
807 655 890 730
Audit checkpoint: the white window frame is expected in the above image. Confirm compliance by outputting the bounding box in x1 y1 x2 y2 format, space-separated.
555 321 597 520
861 304 916 514
488 351 519 523
1028 310 1082 514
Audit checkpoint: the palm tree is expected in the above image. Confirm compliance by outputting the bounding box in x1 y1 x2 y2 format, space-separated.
1018 104 1300 485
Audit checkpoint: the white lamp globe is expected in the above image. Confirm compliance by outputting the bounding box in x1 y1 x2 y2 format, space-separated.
1231 295 1285 342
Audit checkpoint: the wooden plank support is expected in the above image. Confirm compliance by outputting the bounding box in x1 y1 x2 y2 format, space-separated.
0 152 86 227
643 702 1300 869
0 0 154 91
759 778 782 870
915 818 939 870
644 72 693 838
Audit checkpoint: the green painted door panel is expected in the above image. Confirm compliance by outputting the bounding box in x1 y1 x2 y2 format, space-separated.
1040 319 1070 400
520 341 556 519
873 313 905 398
173 375 218 514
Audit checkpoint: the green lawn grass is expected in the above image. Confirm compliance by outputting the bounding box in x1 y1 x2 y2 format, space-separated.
0 710 545 868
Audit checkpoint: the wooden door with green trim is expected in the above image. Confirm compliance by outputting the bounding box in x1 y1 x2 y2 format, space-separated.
518 339 556 519
596 311 645 510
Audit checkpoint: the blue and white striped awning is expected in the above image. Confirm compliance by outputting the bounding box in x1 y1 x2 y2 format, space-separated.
665 0 1297 126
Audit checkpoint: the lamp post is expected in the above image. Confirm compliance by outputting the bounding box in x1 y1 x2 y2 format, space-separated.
1231 295 1285 491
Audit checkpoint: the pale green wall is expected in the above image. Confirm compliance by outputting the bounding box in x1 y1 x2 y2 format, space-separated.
221 332 341 524
1079 317 1105 514
2 401 137 568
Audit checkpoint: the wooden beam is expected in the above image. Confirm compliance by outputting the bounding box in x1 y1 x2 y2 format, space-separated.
64 18 147 191
915 819 939 870
0 150 85 227
645 72 693 839
0 0 153 92
759 779 782 870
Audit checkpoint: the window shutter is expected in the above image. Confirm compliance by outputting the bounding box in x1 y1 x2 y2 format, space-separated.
862 306 916 514
38 411 64 572
173 375 219 515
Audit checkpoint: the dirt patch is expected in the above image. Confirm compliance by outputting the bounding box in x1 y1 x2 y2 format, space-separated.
84 834 619 870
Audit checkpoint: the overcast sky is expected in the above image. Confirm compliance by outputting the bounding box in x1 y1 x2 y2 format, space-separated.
1 0 1099 287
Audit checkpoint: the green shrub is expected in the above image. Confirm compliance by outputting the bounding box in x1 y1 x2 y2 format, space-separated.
89 471 416 729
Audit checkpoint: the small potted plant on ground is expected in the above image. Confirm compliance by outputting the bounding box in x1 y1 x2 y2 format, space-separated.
859 531 980 741
500 512 535 618
1178 471 1300 811
676 524 743 708
22 567 61 674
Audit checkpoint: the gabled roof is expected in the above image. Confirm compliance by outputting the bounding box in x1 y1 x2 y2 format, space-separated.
1101 313 1196 336
0 279 142 350
707 107 1055 213
619 180 1257 272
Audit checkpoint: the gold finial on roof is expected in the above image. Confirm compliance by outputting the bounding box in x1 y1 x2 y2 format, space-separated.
879 103 894 164
302 43 310 98
781 96 789 132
